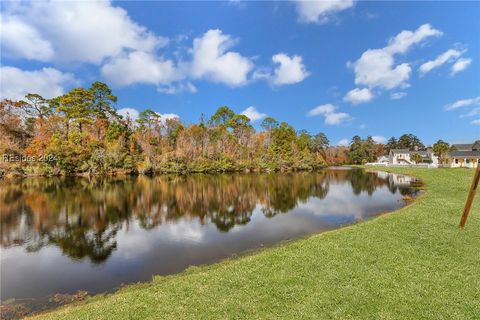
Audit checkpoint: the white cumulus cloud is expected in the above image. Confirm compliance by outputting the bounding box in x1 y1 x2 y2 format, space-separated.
271 53 310 85
451 57 472 75
0 0 164 64
460 107 480 118
294 0 356 24
190 29 253 86
241 106 267 122
444 96 480 111
384 24 442 54
102 28 258 90
324 112 350 125
351 49 411 90
0 66 75 100
307 103 351 125
350 24 442 90
0 14 54 61
308 103 336 116
418 49 462 75
343 88 374 104
101 51 181 87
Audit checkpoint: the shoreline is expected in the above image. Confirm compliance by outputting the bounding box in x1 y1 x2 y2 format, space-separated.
0 165 331 180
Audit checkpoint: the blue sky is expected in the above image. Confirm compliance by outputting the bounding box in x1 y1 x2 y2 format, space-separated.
1 1 479 145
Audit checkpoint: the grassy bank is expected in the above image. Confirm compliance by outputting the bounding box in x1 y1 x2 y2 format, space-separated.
31 168 480 319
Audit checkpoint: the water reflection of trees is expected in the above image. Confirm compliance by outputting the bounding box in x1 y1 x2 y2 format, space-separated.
0 172 331 262
0 169 415 264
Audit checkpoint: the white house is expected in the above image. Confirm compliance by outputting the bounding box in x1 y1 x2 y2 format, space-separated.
388 149 411 165
447 140 480 168
377 156 389 164
388 148 439 166
365 155 390 166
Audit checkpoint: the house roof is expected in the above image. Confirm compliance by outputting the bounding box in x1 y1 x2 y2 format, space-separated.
390 149 431 156
449 150 480 158
452 140 480 151
390 149 410 154
472 140 480 150
414 151 429 156
452 143 473 151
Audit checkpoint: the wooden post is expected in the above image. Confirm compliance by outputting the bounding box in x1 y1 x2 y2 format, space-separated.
459 164 480 228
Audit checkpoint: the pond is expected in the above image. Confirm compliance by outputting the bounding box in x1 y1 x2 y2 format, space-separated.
0 168 421 315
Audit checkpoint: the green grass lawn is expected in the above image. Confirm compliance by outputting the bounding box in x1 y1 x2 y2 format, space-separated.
31 168 480 320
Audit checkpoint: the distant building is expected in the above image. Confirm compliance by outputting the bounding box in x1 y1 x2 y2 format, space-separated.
377 156 389 164
388 149 411 165
388 148 439 166
447 140 480 168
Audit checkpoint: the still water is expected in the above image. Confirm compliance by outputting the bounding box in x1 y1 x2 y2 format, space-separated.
1 168 420 303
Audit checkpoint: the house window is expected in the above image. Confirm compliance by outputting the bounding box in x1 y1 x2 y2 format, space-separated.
466 159 470 164
455 159 459 164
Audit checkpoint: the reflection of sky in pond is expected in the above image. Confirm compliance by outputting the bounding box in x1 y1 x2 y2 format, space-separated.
0 169 419 303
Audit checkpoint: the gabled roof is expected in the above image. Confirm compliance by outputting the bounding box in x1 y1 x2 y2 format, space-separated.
452 143 474 151
472 140 480 151
449 150 480 158
414 151 429 156
390 149 410 154
452 140 480 151
390 149 432 156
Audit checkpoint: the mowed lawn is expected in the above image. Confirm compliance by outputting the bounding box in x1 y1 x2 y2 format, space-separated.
31 168 480 320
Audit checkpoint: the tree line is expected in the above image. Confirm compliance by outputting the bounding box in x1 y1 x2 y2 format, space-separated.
1 82 451 176
1 82 332 176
